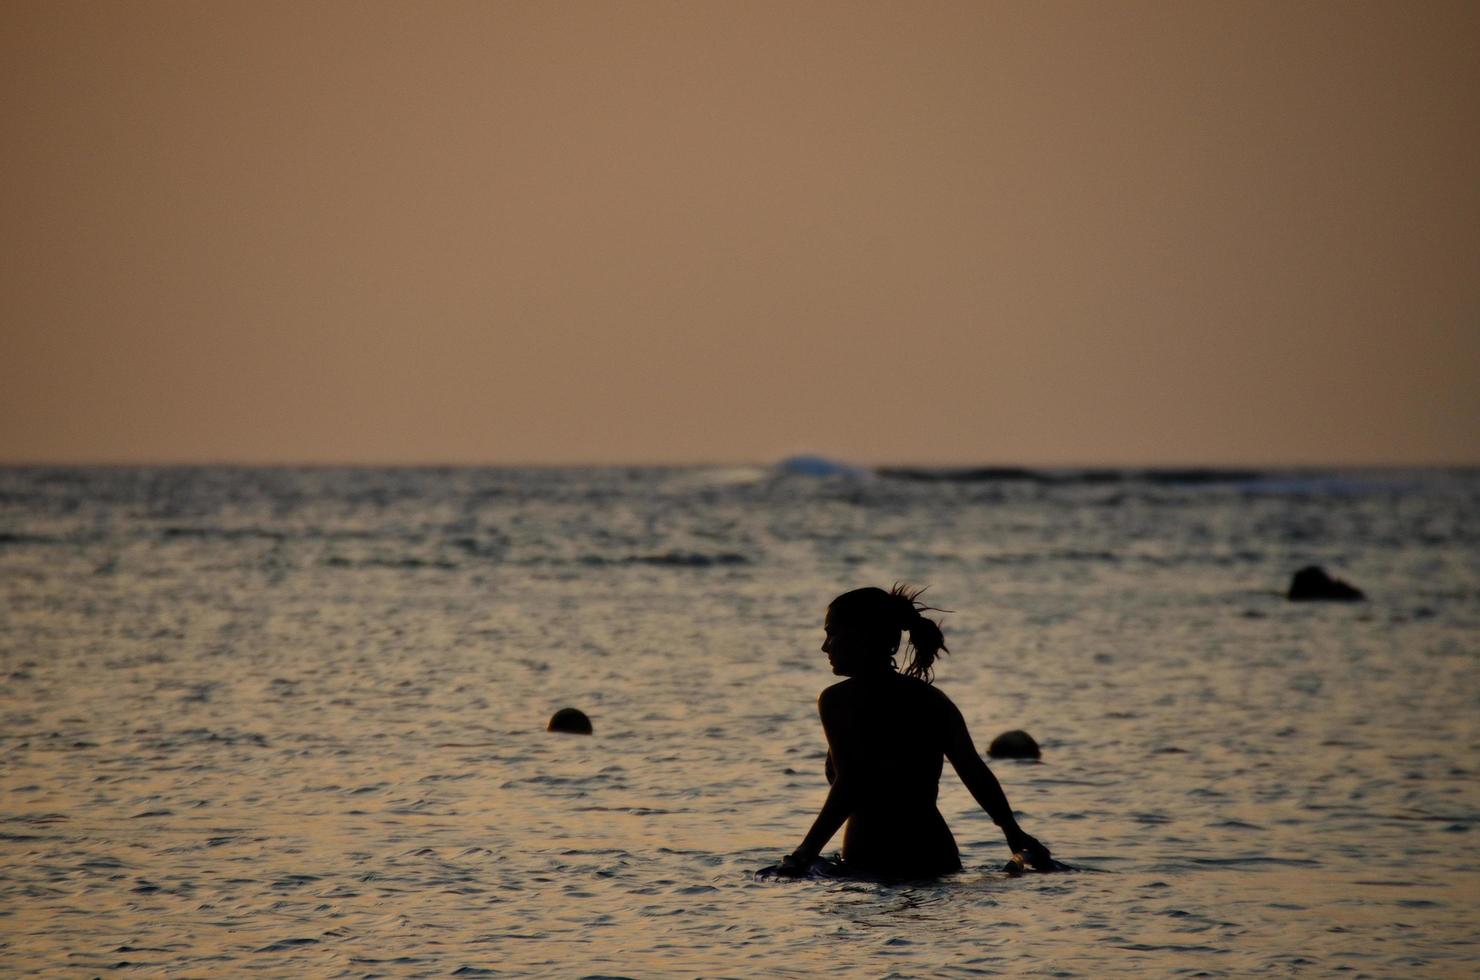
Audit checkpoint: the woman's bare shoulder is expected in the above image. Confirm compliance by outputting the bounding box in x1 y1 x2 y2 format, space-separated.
913 679 965 718
818 679 858 706
819 676 957 711
922 679 957 701
895 674 953 700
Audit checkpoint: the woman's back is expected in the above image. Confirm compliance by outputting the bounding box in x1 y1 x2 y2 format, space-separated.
822 673 961 876
824 673 947 795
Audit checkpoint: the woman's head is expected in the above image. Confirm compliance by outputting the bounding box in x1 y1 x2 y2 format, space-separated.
822 583 948 682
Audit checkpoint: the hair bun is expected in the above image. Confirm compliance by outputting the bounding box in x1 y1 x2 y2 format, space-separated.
885 583 949 682
897 593 922 629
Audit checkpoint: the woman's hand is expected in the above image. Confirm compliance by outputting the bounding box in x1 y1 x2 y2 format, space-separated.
773 852 811 878
1005 827 1054 869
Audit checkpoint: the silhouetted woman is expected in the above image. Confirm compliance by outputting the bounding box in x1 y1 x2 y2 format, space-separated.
778 585 1052 878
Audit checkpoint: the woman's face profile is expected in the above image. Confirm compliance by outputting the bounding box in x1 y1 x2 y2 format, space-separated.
821 608 874 676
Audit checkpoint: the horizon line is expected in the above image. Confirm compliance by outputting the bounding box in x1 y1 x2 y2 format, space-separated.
1 457 1477 471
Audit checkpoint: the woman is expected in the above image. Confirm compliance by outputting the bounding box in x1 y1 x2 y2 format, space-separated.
778 585 1053 878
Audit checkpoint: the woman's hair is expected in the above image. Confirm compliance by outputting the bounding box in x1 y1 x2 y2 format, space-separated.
828 583 949 682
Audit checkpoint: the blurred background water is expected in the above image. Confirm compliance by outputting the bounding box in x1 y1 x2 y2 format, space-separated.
1 464 1476 976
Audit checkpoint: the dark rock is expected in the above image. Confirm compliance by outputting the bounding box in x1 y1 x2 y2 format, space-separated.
1140 468 1263 486
878 466 1047 483
1287 565 1365 601
988 729 1041 759
547 707 592 735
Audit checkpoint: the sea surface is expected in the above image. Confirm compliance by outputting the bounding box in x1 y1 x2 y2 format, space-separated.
1 463 1477 977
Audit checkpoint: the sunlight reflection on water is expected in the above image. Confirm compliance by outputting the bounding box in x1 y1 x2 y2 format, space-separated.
1 466 1477 975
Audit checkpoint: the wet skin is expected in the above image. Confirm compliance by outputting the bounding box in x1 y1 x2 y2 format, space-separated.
784 612 1047 877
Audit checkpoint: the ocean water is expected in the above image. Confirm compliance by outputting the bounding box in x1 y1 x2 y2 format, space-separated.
1 464 1477 977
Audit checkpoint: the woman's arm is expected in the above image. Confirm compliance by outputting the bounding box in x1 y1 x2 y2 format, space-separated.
941 694 1052 862
789 774 855 864
783 688 857 867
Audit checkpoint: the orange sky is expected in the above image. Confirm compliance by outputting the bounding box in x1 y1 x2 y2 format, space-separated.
3 1 1477 465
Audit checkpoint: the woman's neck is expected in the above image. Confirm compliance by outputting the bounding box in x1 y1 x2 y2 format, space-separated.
845 664 896 680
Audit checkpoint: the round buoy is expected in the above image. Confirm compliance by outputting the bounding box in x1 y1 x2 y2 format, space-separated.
988 729 1041 759
547 707 592 735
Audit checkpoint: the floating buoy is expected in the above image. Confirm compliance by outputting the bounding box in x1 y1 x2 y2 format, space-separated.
547 707 592 735
988 729 1041 759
